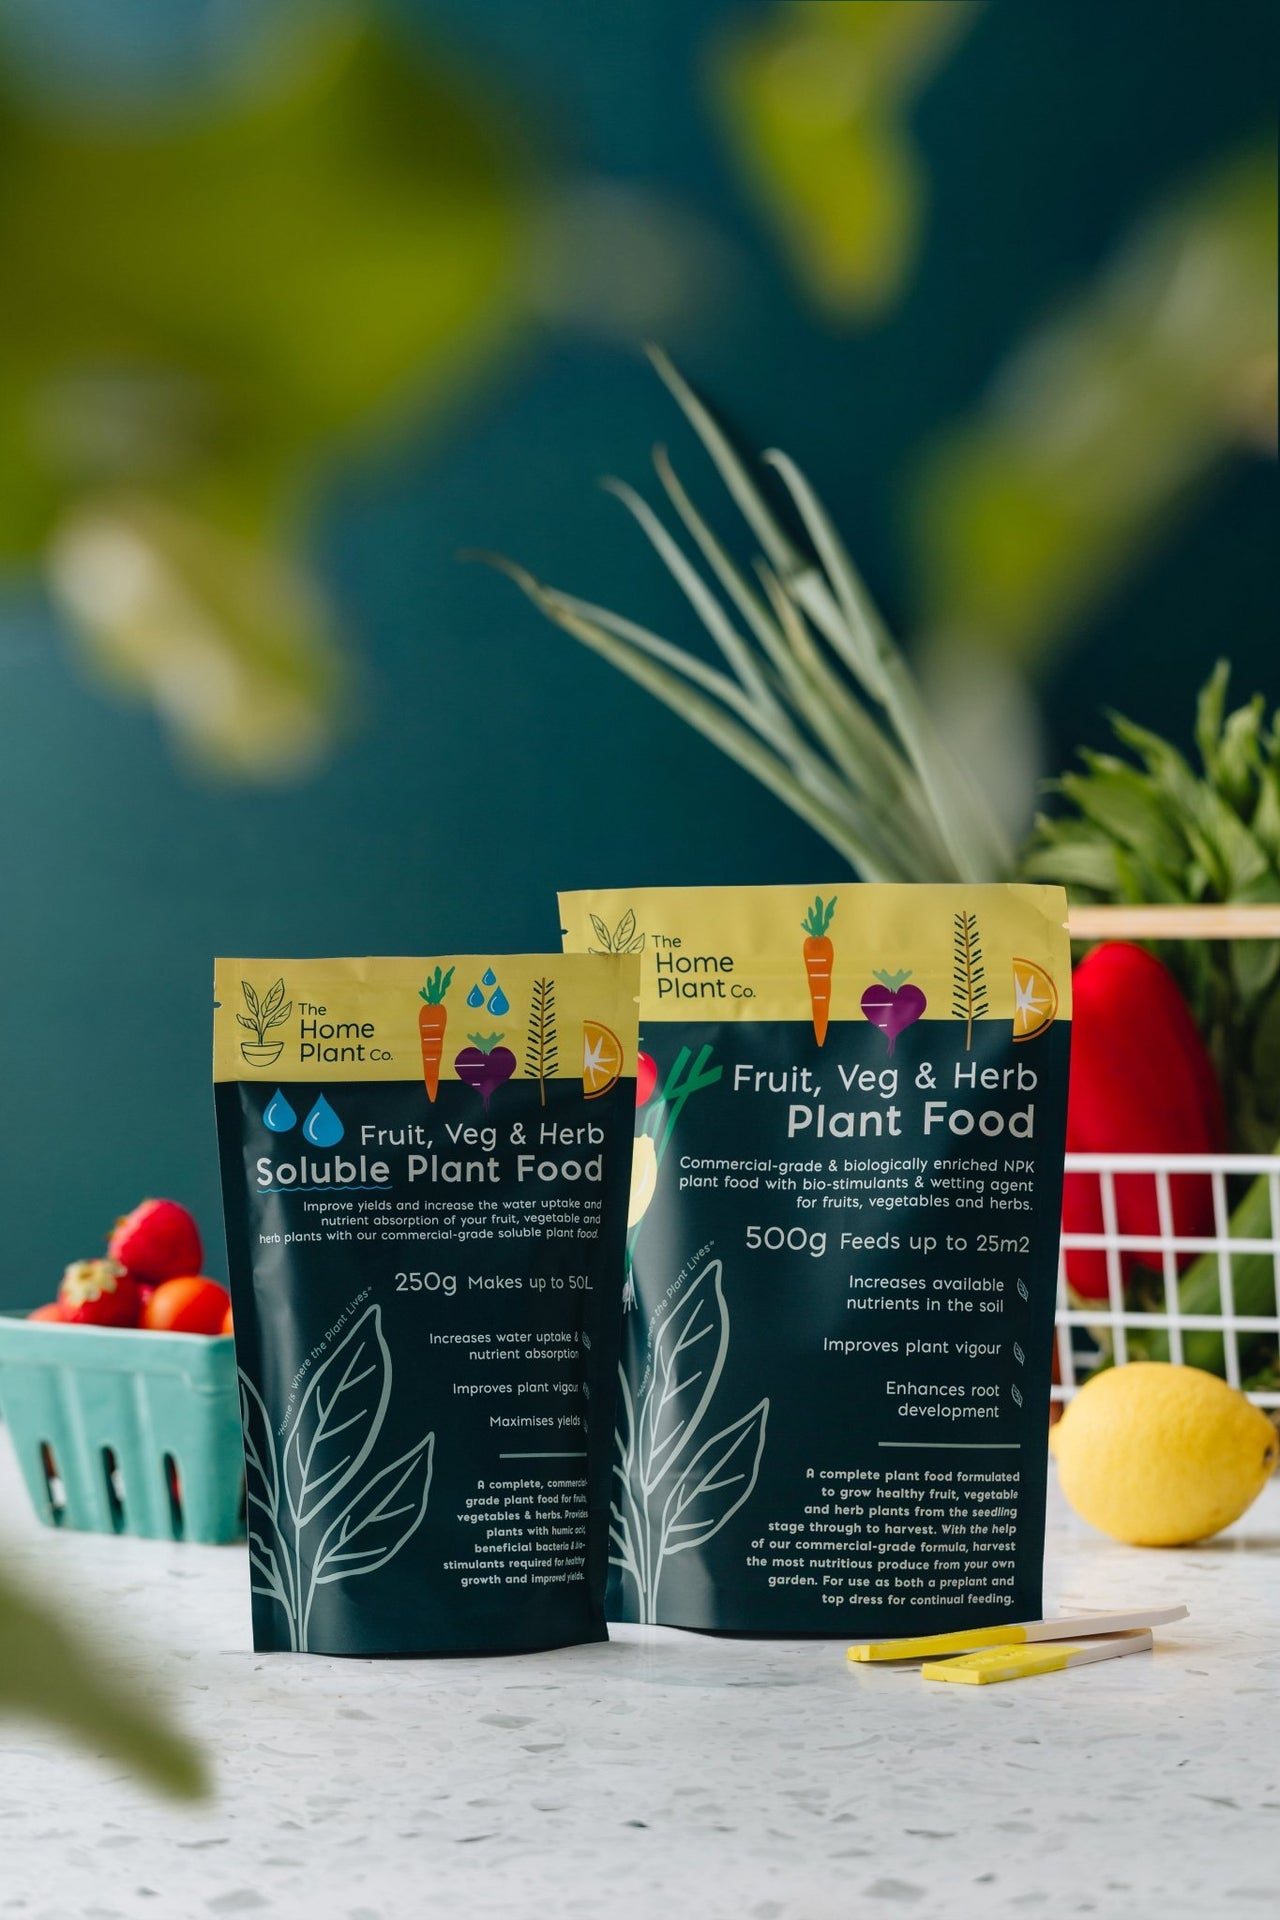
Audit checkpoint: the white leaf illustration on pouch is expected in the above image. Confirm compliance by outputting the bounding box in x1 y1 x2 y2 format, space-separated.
611 1258 769 1622
638 1259 729 1494
284 1304 392 1527
240 1303 434 1651
660 1401 769 1558
241 1371 298 1648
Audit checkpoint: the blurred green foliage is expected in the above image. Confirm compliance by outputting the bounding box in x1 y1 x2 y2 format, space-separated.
914 147 1278 664
1 1565 206 1799
710 3 1275 746
711 0 977 317
1024 663 1280 1152
0 16 526 774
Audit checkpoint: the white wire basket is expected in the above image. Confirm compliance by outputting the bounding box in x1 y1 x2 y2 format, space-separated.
1056 1152 1280 1408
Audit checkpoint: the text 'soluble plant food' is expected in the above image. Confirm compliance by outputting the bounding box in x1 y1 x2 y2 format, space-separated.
561 885 1071 1635
214 954 638 1655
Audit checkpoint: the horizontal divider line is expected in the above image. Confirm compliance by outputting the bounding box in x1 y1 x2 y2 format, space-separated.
1055 1312 1280 1329
1060 1236 1277 1253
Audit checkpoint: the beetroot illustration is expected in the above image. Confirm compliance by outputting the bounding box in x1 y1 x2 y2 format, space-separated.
861 970 927 1055
454 1031 517 1108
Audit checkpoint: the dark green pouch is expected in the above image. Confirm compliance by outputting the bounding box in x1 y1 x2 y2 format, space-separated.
214 953 637 1655
562 885 1071 1636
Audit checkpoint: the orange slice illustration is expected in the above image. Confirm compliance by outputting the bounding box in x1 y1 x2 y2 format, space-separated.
582 1019 624 1097
1012 958 1058 1041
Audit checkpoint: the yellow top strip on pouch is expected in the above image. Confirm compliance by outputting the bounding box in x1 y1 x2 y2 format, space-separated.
214 954 639 1085
559 884 1071 1029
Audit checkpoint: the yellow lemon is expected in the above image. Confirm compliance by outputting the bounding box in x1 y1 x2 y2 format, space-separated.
1050 1362 1277 1546
628 1133 658 1228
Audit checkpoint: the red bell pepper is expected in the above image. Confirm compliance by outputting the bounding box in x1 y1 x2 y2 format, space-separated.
1063 943 1225 1299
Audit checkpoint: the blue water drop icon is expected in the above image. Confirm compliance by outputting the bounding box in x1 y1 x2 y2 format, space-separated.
466 983 485 1008
302 1095 344 1147
487 987 510 1015
263 1089 296 1132
481 967 497 987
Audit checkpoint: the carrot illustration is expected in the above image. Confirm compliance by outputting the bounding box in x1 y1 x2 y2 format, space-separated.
418 966 454 1102
801 895 837 1046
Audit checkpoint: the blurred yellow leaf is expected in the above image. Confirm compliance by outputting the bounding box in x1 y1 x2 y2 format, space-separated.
914 145 1278 661
0 15 528 774
711 0 977 317
50 494 348 779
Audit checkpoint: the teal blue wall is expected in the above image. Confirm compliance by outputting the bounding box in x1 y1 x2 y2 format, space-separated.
1 0 1275 1304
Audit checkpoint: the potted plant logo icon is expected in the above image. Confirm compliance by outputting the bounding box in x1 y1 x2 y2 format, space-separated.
238 977 292 1066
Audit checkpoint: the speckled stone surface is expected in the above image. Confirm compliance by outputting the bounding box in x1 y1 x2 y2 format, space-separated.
1 1435 1276 1919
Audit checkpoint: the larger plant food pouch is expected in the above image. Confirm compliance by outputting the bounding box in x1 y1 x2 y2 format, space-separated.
213 954 638 1656
560 886 1071 1635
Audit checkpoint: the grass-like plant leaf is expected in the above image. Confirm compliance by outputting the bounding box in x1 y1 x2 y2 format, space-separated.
482 348 1013 884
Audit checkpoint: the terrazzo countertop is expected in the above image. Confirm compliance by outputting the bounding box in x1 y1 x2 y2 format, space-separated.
1 1436 1277 1920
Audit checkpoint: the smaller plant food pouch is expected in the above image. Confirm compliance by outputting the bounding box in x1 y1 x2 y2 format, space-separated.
214 954 638 1656
560 886 1071 1636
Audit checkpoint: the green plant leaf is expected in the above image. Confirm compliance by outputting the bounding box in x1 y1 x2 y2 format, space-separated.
1222 701 1268 794
1253 764 1280 864
0 1571 206 1799
486 353 1016 885
765 447 1013 881
1060 757 1187 872
1194 659 1231 773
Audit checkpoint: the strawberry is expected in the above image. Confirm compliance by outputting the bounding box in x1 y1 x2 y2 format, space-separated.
140 1277 231 1335
27 1302 66 1323
58 1259 142 1328
108 1198 202 1284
